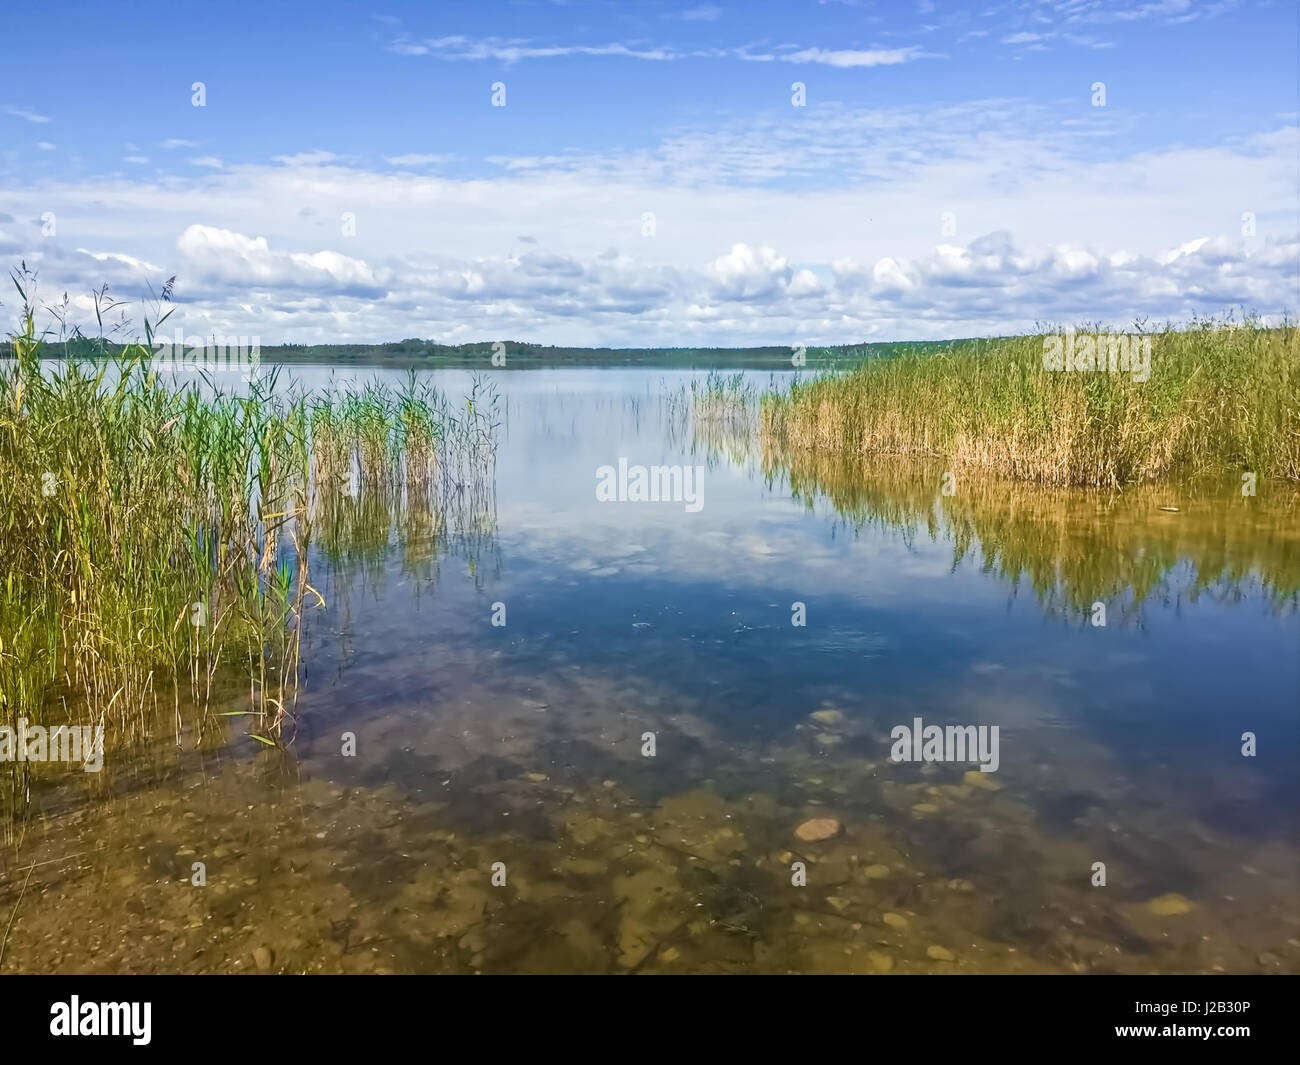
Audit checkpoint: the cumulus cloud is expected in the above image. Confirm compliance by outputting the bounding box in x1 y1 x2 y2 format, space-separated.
709 244 791 299
175 225 388 294
14 221 1293 348
0 100 1293 346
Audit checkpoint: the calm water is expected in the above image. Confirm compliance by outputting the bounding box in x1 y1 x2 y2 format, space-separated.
3 366 1298 974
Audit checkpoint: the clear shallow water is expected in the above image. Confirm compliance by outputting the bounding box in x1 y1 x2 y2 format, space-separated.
3 366 1298 974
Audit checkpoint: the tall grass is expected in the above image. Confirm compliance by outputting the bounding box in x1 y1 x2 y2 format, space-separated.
761 321 1300 486
0 273 498 773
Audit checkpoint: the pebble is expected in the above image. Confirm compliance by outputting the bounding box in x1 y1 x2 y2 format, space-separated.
868 951 894 972
252 946 274 971
926 945 956 962
882 912 910 931
963 770 1001 791
795 818 842 842
862 864 891 880
810 710 845 726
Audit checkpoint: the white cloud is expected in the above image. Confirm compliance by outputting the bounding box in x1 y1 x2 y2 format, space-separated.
872 257 918 293
5 106 50 123
0 103 1294 346
271 150 343 166
175 225 387 293
709 244 791 298
76 248 163 273
384 33 936 68
389 35 678 63
385 154 451 167
779 46 929 67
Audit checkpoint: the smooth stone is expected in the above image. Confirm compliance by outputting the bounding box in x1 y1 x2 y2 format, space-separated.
1146 893 1192 916
963 770 1001 791
868 951 894 972
912 803 939 814
926 945 956 962
862 864 891 880
525 772 548 782
795 818 843 842
252 946 274 971
810 709 845 726
882 912 910 931
826 896 852 912
815 733 843 746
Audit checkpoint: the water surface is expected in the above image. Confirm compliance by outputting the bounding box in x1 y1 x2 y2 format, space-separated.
3 366 1297 974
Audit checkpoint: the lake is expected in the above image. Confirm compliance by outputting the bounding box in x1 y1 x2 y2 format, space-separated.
3 365 1297 974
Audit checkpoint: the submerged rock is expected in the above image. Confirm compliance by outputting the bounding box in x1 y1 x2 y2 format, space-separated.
1146 893 1192 916
926 945 956 962
252 945 275 971
882 912 910 931
862 864 892 880
795 818 843 842
963 770 1002 791
810 709 846 727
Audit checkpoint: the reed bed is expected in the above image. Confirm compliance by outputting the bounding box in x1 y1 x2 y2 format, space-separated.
690 370 757 425
761 321 1299 487
662 370 764 468
0 279 498 768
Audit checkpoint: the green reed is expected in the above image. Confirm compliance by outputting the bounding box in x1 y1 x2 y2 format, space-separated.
761 320 1299 487
0 273 497 764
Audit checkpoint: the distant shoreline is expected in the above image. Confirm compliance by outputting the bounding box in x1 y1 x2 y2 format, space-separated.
19 337 989 371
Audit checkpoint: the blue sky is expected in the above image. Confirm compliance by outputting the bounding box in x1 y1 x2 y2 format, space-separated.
1 0 1296 345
